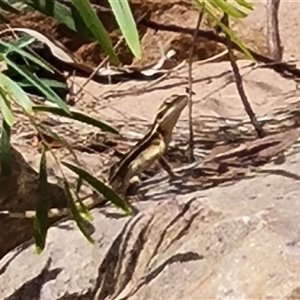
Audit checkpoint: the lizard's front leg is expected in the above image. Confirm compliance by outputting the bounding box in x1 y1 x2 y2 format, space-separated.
158 156 178 179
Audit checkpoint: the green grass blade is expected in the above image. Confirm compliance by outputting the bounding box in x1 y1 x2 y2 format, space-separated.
61 161 132 214
33 105 119 134
74 176 91 220
0 73 33 114
108 0 141 58
9 35 36 49
0 11 9 22
0 0 20 13
17 78 67 89
0 116 11 176
71 0 119 64
36 124 69 149
0 89 14 126
26 0 94 39
0 39 53 73
194 0 254 61
234 0 253 11
211 0 248 18
212 13 253 60
5 58 70 114
63 179 94 243
33 143 50 254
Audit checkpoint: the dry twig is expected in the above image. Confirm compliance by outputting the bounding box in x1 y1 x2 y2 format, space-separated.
220 13 265 138
267 0 282 61
139 18 300 79
187 9 204 162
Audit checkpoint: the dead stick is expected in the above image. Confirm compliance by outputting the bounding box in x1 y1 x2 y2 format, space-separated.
139 18 300 79
221 13 265 138
187 10 204 162
267 0 282 61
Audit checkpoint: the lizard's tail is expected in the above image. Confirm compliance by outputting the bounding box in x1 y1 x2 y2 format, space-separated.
0 196 100 219
0 207 70 218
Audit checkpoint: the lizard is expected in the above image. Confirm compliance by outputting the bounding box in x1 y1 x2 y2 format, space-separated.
0 92 189 218
108 92 189 195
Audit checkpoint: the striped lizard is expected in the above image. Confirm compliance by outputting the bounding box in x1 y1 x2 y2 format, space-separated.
0 92 189 218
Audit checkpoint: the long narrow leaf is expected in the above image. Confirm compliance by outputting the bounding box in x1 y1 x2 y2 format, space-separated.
61 161 132 214
26 0 94 39
194 0 253 60
36 124 70 150
0 0 20 13
108 0 141 58
33 143 49 254
33 105 119 134
9 35 36 50
0 73 33 114
63 179 94 243
234 0 253 11
73 176 91 220
17 78 67 89
72 185 92 221
0 116 11 176
5 58 70 114
71 0 119 64
0 39 53 73
211 0 248 18
211 13 253 60
0 11 9 22
0 89 13 126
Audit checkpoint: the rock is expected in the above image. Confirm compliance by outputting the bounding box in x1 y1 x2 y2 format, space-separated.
0 146 68 259
1 145 300 299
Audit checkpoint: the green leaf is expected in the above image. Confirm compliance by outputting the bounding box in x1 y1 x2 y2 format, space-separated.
5 59 70 114
0 39 53 73
0 73 33 114
32 105 119 134
33 144 49 254
0 54 7 72
9 35 36 50
211 0 247 18
71 0 119 64
17 78 67 89
71 184 92 221
234 0 254 11
0 116 11 176
0 89 14 126
36 124 69 149
213 14 253 60
0 12 7 22
0 0 20 13
74 176 92 221
26 0 94 39
61 161 132 214
108 0 141 58
194 0 254 61
63 179 94 243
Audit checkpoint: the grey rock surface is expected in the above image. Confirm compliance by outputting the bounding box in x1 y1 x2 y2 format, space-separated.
1 147 300 299
1 4 300 294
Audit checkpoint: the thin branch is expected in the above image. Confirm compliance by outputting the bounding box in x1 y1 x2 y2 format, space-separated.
139 18 300 79
221 14 265 138
266 0 282 61
187 10 204 162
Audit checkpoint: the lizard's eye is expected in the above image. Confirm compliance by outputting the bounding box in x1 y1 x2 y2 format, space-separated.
165 96 177 105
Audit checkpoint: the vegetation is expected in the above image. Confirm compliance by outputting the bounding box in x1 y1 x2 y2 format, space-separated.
0 0 254 253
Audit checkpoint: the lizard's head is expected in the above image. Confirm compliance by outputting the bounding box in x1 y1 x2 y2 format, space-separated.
155 94 188 130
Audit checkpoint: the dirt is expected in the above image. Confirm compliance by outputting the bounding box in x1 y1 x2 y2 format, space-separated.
1 0 268 69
